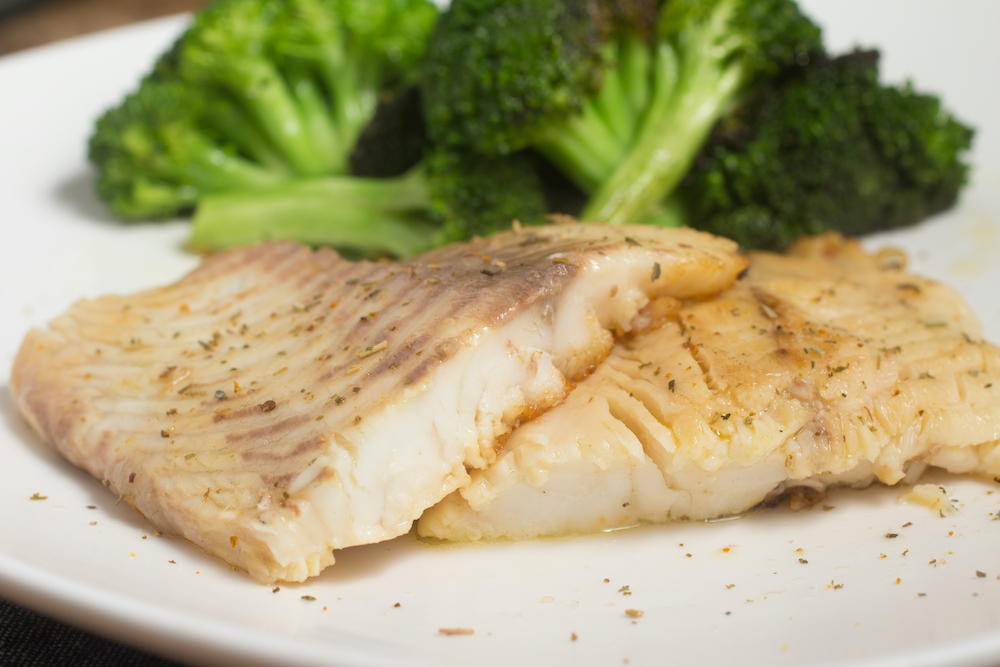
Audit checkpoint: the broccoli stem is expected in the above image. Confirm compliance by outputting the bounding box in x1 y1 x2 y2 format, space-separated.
190 168 437 257
581 22 743 225
223 59 334 177
643 193 688 229
284 63 348 173
112 178 198 220
592 44 637 147
318 56 380 164
205 98 296 174
154 126 291 192
534 102 627 193
618 33 653 120
532 34 665 195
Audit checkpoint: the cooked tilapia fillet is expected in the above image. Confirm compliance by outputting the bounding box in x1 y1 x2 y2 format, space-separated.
10 224 745 583
418 234 1000 541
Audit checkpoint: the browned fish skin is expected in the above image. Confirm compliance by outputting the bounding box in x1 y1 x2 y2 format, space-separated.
419 233 1000 541
10 223 746 583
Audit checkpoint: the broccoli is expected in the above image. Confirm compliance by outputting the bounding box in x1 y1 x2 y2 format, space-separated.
673 50 975 250
89 0 439 221
92 0 975 259
183 67 549 257
421 0 644 192
88 75 292 220
421 0 823 226
188 147 550 257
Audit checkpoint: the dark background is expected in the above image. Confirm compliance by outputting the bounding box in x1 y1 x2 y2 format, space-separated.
0 0 205 56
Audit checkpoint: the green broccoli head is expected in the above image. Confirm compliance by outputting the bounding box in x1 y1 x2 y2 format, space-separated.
269 0 438 139
428 148 549 245
90 0 439 222
681 50 974 250
422 0 601 155
865 77 975 221
88 75 288 220
319 0 439 86
423 0 824 226
174 0 437 177
422 0 663 191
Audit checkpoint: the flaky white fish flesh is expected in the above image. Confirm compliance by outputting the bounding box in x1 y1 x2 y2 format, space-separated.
10 223 745 583
418 234 1000 541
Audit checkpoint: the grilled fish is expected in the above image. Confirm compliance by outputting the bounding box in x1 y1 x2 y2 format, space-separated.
10 224 746 583
418 234 1000 541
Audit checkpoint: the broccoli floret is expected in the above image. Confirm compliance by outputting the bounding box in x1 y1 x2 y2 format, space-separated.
189 148 549 257
426 149 551 245
676 50 975 250
422 0 823 226
88 75 293 220
422 0 660 192
580 0 823 223
89 0 438 220
177 0 437 176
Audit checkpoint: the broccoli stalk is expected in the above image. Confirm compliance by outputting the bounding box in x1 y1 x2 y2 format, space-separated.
189 149 550 257
190 168 438 257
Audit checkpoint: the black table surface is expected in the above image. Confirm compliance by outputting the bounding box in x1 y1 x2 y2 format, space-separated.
0 597 188 666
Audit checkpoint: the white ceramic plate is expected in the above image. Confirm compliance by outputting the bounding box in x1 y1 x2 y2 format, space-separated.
1 4 1000 666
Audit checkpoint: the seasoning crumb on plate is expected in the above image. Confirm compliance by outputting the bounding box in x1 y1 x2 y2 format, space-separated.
439 628 474 636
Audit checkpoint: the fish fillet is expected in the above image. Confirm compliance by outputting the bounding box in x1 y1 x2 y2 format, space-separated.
418 234 1000 541
10 224 746 583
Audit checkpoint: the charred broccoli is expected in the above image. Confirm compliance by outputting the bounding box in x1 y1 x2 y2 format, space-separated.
675 50 975 249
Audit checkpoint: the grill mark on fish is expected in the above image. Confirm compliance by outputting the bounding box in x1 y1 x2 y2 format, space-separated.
240 435 326 463
213 403 270 423
226 412 310 445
